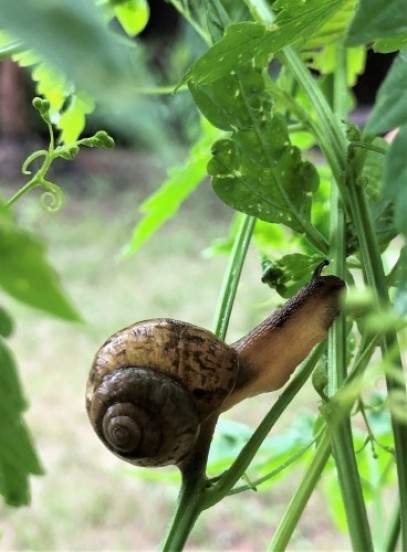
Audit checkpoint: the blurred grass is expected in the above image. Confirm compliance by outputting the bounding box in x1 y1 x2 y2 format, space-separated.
0 154 348 551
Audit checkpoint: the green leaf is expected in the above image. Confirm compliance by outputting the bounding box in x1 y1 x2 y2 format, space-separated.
0 211 81 321
0 338 43 506
308 44 366 87
58 92 95 144
114 0 149 37
0 0 133 99
206 0 231 42
374 33 407 53
181 0 345 86
122 120 220 256
301 0 357 49
261 253 324 298
13 46 96 144
346 0 407 46
382 125 407 236
0 305 13 338
365 51 407 135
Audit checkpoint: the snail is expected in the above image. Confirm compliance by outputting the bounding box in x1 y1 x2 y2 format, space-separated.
86 261 345 474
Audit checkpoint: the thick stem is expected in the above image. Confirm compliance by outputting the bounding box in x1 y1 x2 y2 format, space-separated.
327 44 373 552
161 214 256 550
268 430 332 551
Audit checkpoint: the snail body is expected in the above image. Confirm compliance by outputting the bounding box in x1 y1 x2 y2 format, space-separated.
86 264 345 470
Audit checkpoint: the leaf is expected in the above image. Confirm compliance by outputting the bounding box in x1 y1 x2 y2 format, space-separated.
261 253 324 298
302 0 357 50
0 211 81 321
58 92 95 144
382 125 407 236
191 63 321 234
0 338 44 506
374 33 407 53
346 0 407 46
206 0 231 42
365 51 407 135
0 0 133 99
13 47 96 144
114 0 149 37
122 120 220 256
181 0 345 86
308 44 366 87
0 305 13 338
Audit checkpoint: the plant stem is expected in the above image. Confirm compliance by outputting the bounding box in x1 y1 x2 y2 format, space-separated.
212 214 256 339
326 44 373 552
205 343 325 507
160 473 205 552
161 214 256 549
268 430 332 551
383 502 401 552
346 171 407 549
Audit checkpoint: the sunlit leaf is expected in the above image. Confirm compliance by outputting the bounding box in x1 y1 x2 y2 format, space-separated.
114 0 149 37
122 121 221 256
58 92 95 144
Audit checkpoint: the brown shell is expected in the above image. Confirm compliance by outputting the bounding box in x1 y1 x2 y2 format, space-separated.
86 318 239 467
86 318 239 419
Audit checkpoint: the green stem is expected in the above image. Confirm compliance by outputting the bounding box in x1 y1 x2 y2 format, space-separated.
383 502 401 552
268 430 332 551
160 474 205 552
326 44 373 552
161 214 256 549
347 174 407 550
212 214 256 339
280 40 407 550
205 343 325 507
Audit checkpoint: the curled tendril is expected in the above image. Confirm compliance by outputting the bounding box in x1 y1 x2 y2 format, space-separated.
22 150 48 175
40 181 65 212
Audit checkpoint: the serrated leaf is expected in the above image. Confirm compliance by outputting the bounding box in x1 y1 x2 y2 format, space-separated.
382 125 407 236
114 0 149 37
346 0 407 46
0 0 132 99
365 51 407 135
0 338 43 507
182 1 344 86
0 213 81 321
122 121 220 256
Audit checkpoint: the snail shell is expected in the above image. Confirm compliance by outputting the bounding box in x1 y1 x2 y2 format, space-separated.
86 318 239 467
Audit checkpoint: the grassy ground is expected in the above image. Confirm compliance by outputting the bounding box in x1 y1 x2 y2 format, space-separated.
0 153 349 551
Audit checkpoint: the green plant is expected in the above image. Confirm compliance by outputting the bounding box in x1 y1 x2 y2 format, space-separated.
0 0 406 550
